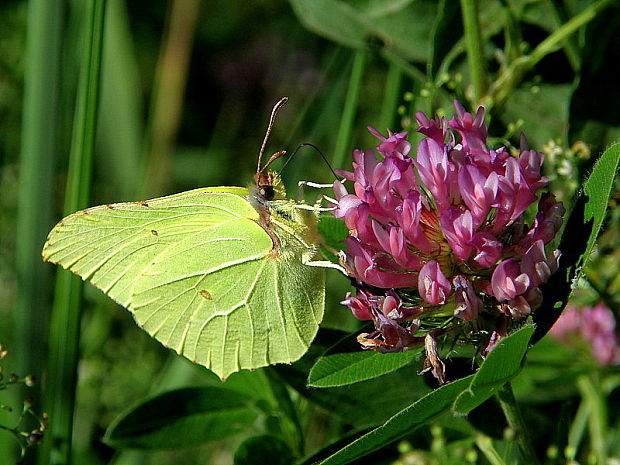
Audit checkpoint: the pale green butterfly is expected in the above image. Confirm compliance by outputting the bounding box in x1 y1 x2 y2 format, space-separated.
42 98 335 380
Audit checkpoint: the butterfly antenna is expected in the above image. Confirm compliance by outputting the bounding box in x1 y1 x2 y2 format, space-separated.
281 142 339 180
257 97 288 175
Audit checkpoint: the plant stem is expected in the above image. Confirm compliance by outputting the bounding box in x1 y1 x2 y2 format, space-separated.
266 368 305 456
546 0 581 71
496 382 541 465
528 0 614 67
474 433 508 465
332 49 366 170
380 47 428 85
39 1 107 464
491 0 614 105
141 0 200 198
459 0 487 103
567 388 590 461
378 62 402 130
98 0 144 199
577 373 608 465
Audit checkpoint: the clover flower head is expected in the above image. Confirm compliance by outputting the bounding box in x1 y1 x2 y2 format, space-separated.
550 303 620 366
333 100 565 381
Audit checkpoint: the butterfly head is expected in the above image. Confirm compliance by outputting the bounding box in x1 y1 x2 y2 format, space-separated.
253 160 287 202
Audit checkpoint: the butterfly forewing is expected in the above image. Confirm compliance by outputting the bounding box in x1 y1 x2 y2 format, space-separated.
43 188 256 306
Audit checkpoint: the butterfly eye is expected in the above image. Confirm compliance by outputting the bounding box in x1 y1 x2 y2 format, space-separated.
262 185 275 201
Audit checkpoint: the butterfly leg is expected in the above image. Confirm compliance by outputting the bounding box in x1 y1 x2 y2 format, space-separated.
293 190 335 213
297 180 333 198
302 246 348 275
303 258 347 274
296 181 338 211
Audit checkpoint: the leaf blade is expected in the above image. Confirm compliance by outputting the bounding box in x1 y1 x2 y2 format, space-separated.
453 324 534 414
308 350 419 387
105 386 258 449
317 375 473 465
532 142 620 341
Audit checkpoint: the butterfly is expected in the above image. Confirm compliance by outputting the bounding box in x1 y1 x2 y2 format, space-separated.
42 97 329 379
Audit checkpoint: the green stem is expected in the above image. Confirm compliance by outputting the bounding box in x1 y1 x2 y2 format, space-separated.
378 62 403 131
577 373 608 465
141 0 200 198
459 0 487 103
567 383 590 461
491 0 614 105
474 433 508 465
39 1 107 464
380 47 428 85
547 0 581 71
529 0 613 66
497 0 522 62
266 368 305 456
98 0 144 199
332 50 366 170
496 382 541 465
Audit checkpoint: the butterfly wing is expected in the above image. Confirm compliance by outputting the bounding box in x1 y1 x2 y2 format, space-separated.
43 187 324 379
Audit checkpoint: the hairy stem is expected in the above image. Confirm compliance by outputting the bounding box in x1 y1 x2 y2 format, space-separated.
496 382 541 465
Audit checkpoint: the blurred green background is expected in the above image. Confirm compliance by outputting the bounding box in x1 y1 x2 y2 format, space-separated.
1 0 619 464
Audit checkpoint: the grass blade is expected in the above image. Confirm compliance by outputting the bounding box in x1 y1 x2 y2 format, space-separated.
141 0 200 198
332 50 366 170
38 1 107 463
378 62 402 131
12 0 64 460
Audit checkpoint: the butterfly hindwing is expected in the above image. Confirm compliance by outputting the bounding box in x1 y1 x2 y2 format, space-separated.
130 215 273 375
130 205 325 379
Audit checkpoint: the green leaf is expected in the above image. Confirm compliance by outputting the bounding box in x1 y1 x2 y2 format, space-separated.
288 0 437 63
219 369 277 406
532 142 620 341
453 324 534 414
276 328 429 429
501 84 573 148
39 1 106 463
312 325 535 464
316 375 474 465
318 215 349 248
308 350 419 387
513 337 587 403
581 143 620 263
234 435 294 465
104 386 258 449
308 329 420 387
289 0 366 50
